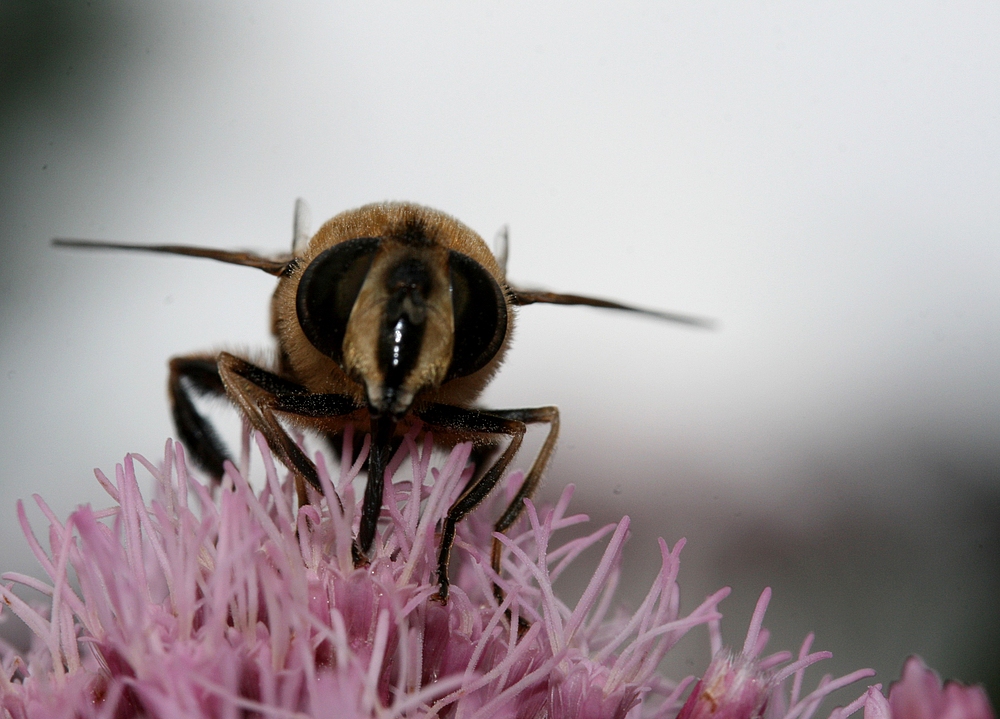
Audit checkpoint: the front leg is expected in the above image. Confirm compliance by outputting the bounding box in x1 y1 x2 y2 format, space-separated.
217 353 401 567
417 403 560 603
482 406 560 604
216 352 360 505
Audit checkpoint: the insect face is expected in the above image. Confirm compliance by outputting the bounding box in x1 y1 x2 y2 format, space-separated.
274 204 512 417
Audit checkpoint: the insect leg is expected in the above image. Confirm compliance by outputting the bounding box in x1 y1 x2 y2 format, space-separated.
168 355 231 481
480 406 560 602
215 353 359 500
417 404 560 602
354 414 397 566
214 354 396 566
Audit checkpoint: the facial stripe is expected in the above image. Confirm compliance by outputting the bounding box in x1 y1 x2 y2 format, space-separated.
377 257 432 409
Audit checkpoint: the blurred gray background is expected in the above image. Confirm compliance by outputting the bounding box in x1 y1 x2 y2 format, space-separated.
1 1 997 708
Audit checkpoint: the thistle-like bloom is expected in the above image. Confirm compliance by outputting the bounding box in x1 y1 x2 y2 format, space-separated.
860 656 995 719
675 588 877 719
0 430 912 718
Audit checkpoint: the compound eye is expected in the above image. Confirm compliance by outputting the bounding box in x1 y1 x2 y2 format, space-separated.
296 237 381 363
448 250 508 379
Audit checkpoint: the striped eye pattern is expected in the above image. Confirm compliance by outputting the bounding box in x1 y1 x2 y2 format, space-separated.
295 237 508 379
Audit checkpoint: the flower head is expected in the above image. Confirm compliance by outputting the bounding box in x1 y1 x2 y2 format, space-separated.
0 429 929 718
676 588 877 719
858 656 995 719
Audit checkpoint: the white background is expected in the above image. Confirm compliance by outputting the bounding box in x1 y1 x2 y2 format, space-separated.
1 1 998 705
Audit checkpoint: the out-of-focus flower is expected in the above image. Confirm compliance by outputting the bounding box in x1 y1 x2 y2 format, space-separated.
675 588 876 719
0 429 900 718
859 656 995 719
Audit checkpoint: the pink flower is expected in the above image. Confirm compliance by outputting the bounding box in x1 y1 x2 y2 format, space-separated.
860 656 995 719
0 429 926 718
675 589 876 719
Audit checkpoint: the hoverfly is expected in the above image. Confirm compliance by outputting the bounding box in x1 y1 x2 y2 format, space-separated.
55 201 710 601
